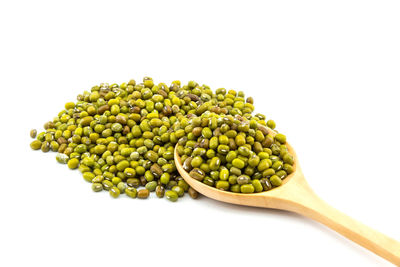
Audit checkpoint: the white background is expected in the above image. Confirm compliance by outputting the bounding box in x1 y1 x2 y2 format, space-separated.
0 0 399 266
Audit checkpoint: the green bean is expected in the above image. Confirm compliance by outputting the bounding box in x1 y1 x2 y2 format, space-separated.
166 190 179 202
232 158 245 169
67 158 79 169
156 185 165 198
125 187 138 198
240 184 255 193
109 187 120 198
270 175 282 186
172 185 184 197
145 181 158 192
92 183 103 192
137 189 150 199
30 129 37 139
188 187 199 199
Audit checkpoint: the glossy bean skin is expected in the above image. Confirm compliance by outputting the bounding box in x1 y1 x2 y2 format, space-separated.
155 185 165 198
240 184 255 193
188 187 199 199
172 186 184 197
92 183 103 192
137 189 150 199
109 187 121 198
126 187 138 198
30 129 37 139
166 190 179 202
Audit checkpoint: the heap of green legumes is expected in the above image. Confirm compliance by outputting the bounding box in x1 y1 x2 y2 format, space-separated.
176 112 294 193
30 77 288 201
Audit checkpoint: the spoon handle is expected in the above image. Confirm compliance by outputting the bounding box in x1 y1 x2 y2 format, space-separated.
284 187 400 265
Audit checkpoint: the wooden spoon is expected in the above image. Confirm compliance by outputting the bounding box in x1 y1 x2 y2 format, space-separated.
174 127 400 265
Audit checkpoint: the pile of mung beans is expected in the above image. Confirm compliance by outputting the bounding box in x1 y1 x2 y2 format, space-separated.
30 77 292 201
176 113 294 193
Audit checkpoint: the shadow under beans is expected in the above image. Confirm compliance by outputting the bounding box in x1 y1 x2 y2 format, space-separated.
195 195 388 265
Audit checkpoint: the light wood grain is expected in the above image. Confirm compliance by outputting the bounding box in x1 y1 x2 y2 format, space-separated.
174 130 400 265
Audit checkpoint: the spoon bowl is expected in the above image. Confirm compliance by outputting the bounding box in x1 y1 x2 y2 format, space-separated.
174 126 400 265
175 141 302 209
